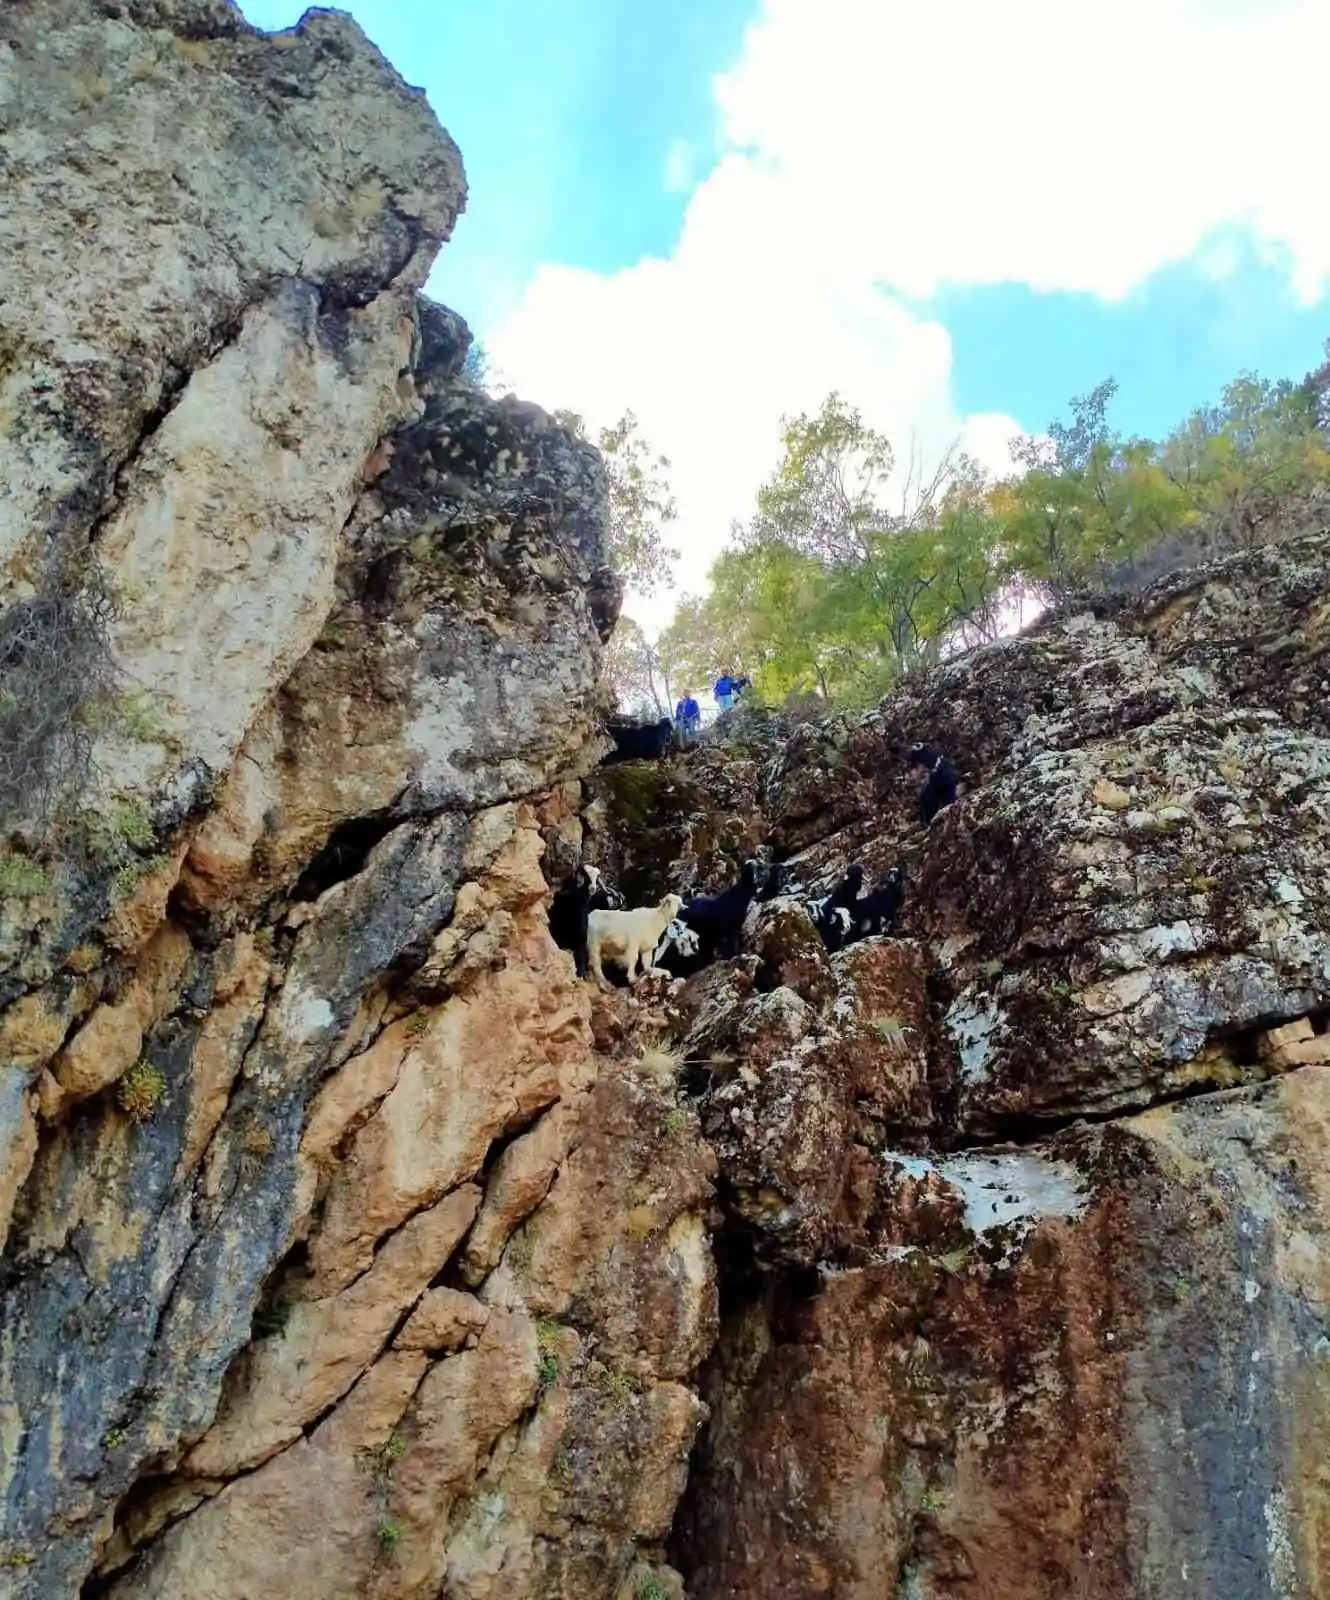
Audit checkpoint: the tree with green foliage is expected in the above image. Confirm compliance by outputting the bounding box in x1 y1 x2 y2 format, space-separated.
555 409 680 596
609 346 1330 717
731 394 1000 695
461 339 488 388
602 615 670 717
1160 373 1330 548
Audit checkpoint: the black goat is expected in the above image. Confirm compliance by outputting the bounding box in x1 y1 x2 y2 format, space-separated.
648 917 706 979
603 718 673 764
809 863 864 952
815 903 855 954
907 744 959 825
850 864 907 939
548 864 624 979
680 859 761 961
755 861 795 902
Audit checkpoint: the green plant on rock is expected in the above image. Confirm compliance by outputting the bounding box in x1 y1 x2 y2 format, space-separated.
375 1518 404 1557
361 1430 407 1476
108 798 155 850
919 1481 949 1517
252 1296 293 1339
112 851 168 900
936 1244 972 1277
636 1577 669 1600
116 1060 165 1123
596 1367 641 1401
536 1318 562 1390
662 1104 689 1136
78 796 156 864
115 689 171 743
0 852 51 903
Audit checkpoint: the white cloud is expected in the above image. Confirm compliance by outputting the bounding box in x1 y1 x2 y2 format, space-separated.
487 0 1328 633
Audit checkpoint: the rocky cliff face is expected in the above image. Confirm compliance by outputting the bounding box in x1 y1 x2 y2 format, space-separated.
3 5 1330 1599
1 6 685 1597
590 532 1330 1599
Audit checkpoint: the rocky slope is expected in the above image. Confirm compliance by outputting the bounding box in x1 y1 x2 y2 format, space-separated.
590 531 1330 1599
3 4 1330 1599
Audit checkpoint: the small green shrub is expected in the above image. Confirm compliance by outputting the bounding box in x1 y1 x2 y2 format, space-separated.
116 690 171 743
596 1367 640 1400
919 1481 948 1516
103 1427 126 1450
936 1245 972 1277
636 1576 669 1600
375 1518 404 1556
536 1318 562 1389
77 797 156 864
252 1297 293 1339
361 1431 407 1475
0 853 50 902
662 1105 689 1136
108 798 155 850
112 851 168 900
116 1060 165 1123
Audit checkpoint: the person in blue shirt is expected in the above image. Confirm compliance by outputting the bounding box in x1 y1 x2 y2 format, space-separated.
674 690 701 748
713 673 736 712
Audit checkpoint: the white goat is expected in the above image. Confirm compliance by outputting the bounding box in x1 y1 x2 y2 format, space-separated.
586 893 685 989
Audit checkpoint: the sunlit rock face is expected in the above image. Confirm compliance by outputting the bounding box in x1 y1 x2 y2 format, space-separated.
643 532 1330 1600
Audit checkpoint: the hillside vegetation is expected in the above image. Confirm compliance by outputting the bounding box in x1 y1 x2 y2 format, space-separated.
609 355 1330 712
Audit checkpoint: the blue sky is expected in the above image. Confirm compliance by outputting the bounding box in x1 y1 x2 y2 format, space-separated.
240 0 754 334
241 0 1329 627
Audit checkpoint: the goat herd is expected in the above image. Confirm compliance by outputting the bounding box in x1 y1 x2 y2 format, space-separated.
548 742 958 991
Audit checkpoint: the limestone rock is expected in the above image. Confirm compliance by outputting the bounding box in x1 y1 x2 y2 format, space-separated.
186 1184 482 1476
676 1065 1330 1599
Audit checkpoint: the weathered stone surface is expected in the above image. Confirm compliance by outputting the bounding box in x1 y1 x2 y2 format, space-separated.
0 0 462 584
173 336 614 923
305 815 595 1297
47 923 190 1108
187 1184 481 1477
676 1065 1330 1600
105 1350 431 1600
1 4 465 879
483 1065 720 1383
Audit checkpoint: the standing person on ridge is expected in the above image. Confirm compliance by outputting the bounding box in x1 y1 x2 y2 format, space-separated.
713 671 736 713
674 689 701 748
